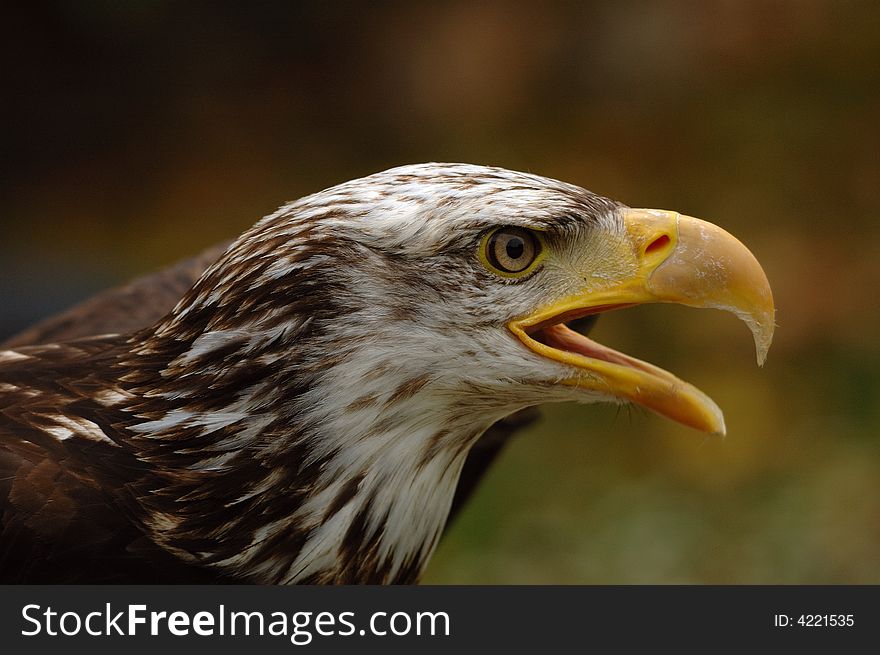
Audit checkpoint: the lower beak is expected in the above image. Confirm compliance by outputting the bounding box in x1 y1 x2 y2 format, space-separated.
509 209 775 435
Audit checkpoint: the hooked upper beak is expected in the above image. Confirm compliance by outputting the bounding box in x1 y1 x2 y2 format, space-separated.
509 208 775 435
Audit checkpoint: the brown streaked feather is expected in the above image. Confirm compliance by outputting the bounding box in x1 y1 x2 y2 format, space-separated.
0 437 226 583
0 239 533 545
0 339 232 583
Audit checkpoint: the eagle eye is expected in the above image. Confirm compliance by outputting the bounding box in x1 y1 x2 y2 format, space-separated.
480 227 544 278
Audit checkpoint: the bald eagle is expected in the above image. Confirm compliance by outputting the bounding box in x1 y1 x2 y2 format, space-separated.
0 164 774 583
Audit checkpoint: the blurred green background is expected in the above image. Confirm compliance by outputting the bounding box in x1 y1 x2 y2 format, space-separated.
2 1 878 583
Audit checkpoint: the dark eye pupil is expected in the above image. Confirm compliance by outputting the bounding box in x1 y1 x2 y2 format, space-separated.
505 237 525 260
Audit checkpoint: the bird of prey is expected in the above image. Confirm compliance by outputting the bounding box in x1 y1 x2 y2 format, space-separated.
0 163 774 584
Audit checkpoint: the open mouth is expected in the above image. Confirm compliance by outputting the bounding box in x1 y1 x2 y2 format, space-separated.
526 303 654 374
530 311 660 378
509 304 727 435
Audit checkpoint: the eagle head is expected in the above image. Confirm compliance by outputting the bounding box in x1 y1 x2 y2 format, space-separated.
18 163 774 584
152 162 772 424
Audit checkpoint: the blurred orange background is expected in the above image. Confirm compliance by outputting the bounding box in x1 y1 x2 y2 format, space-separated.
2 1 878 583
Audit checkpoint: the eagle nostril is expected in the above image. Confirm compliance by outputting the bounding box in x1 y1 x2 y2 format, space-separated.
645 234 671 256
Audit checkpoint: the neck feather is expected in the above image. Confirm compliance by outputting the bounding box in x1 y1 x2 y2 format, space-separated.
117 323 503 583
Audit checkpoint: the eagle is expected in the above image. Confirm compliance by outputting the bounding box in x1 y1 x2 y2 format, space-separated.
0 163 774 584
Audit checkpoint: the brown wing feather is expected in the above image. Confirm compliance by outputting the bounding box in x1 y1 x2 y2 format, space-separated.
0 436 212 582
0 338 231 582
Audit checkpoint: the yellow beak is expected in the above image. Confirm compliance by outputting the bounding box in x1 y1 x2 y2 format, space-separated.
509 209 775 435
